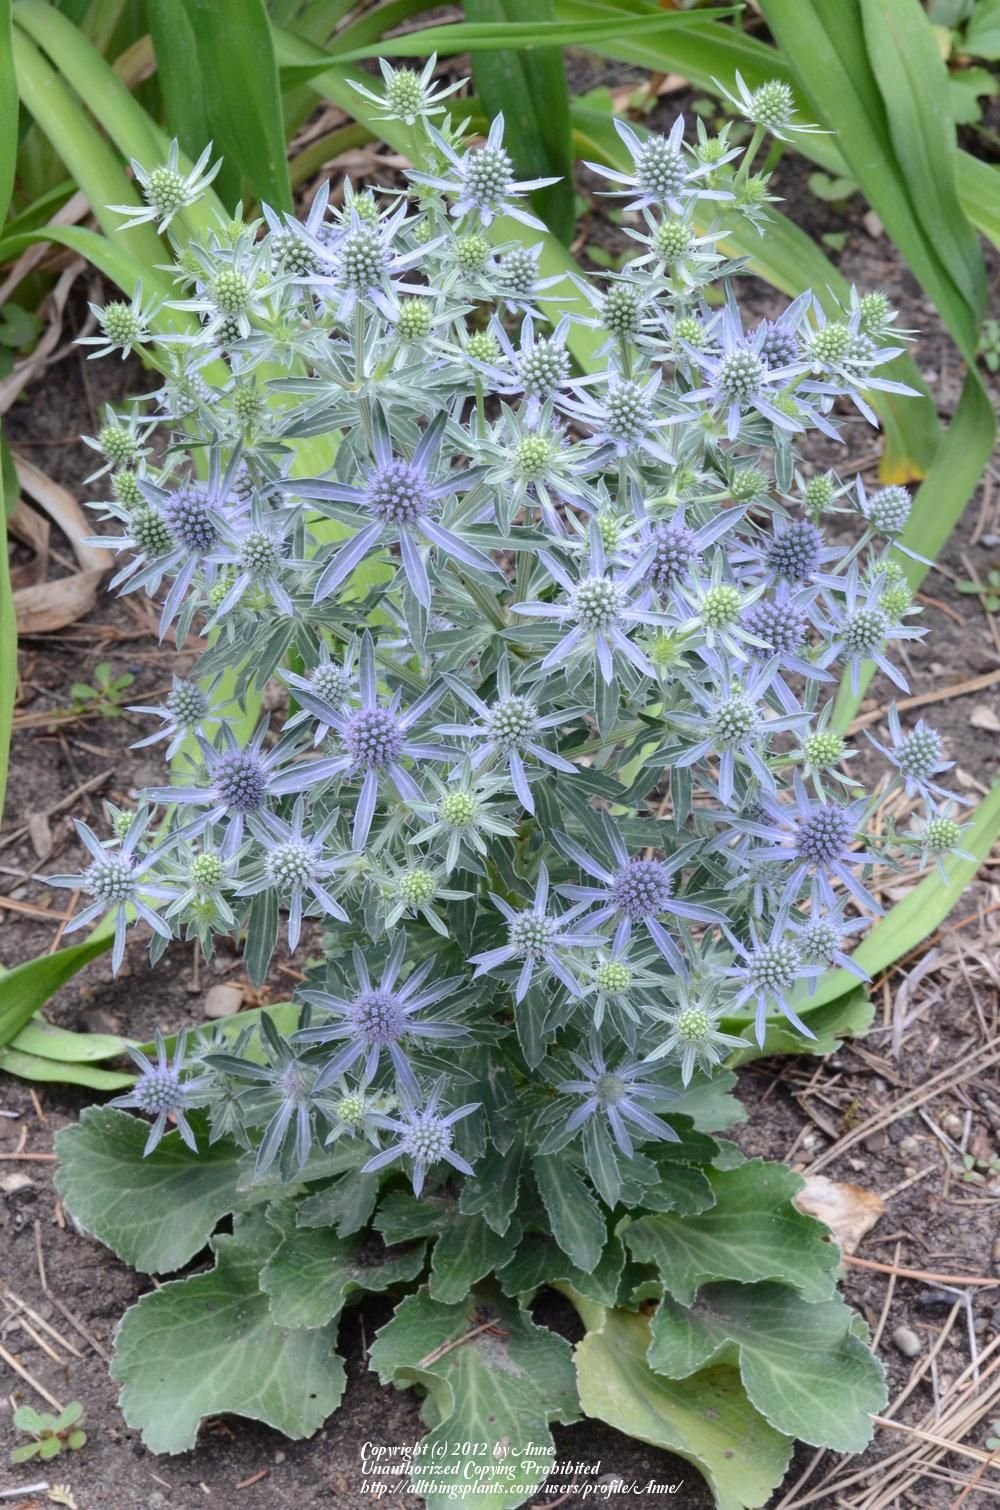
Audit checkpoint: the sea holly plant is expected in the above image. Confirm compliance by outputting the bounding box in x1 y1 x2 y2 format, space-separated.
53 68 980 1507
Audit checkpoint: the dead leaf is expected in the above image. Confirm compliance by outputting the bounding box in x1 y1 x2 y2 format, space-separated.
8 496 51 558
13 455 111 572
13 568 104 634
969 704 1000 733
0 260 87 414
795 1173 884 1254
26 811 53 861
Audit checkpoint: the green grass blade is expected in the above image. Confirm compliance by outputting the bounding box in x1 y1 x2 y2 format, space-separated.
760 0 983 360
12 1017 132 1061
0 0 16 223
181 0 292 211
957 154 1000 252
0 929 113 1051
0 223 176 306
0 1047 133 1089
465 0 575 244
857 0 984 344
148 0 210 161
14 0 224 240
11 22 166 267
0 421 13 825
284 9 740 73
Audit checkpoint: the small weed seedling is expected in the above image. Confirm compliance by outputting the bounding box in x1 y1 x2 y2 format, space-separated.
68 662 134 718
10 1401 87 1463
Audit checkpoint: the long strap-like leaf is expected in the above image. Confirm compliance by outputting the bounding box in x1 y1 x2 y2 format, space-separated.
0 0 15 824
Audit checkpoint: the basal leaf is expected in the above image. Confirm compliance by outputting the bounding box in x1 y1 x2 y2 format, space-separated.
458 1137 522 1234
624 1160 839 1306
497 1230 625 1307
297 1170 380 1236
725 985 876 1061
533 1153 606 1272
376 1188 456 1244
111 1209 345 1453
428 1212 523 1305
261 1205 426 1328
369 1284 579 1508
647 1281 886 1453
55 1107 242 1274
574 1306 792 1510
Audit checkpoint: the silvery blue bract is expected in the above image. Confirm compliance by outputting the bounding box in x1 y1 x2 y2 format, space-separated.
58 79 971 1197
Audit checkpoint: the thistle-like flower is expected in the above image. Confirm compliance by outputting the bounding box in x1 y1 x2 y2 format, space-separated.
110 140 220 232
49 811 178 974
348 54 467 126
412 115 559 230
362 1079 479 1195
295 935 467 1100
469 864 605 1002
292 406 496 610
110 1030 206 1154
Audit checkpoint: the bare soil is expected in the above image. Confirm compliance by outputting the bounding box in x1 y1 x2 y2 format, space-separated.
1 79 999 1510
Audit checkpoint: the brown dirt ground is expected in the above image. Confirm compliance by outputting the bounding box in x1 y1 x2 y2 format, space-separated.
1 75 1000 1510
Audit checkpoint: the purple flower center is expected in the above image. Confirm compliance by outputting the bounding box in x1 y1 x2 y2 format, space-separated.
344 706 405 769
795 805 852 866
366 460 432 526
214 750 269 812
350 987 407 1046
134 1067 183 1114
400 1113 453 1162
162 484 218 552
610 858 673 921
647 523 697 592
756 321 800 368
743 598 808 656
766 522 822 583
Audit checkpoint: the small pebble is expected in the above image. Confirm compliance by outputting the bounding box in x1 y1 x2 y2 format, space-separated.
898 1135 920 1161
204 983 244 1019
941 1112 964 1139
892 1325 922 1358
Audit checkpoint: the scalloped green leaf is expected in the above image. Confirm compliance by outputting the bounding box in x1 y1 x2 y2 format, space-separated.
369 1283 579 1509
533 1154 606 1272
625 1160 839 1306
55 1108 241 1274
497 1230 625 1307
297 1171 380 1236
428 1213 523 1305
260 1205 427 1329
375 1188 456 1244
459 1138 523 1235
575 1306 792 1510
647 1281 886 1453
111 1210 345 1453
